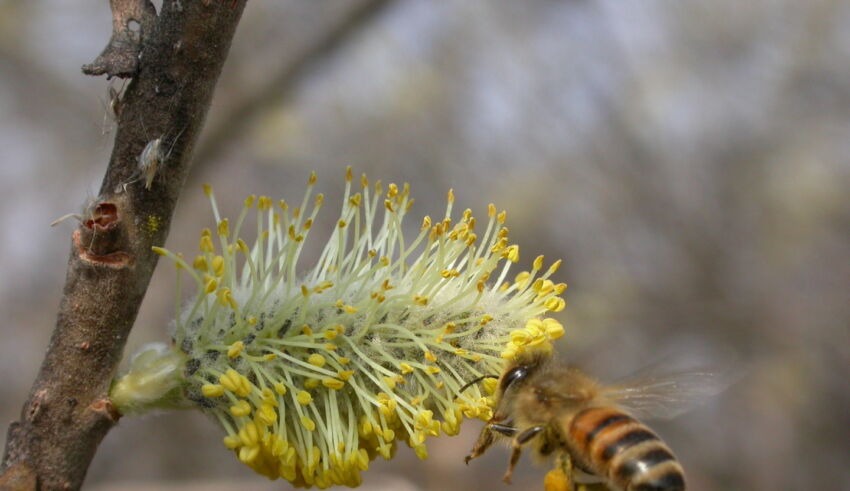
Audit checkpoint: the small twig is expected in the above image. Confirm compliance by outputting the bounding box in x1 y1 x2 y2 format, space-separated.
0 1 247 489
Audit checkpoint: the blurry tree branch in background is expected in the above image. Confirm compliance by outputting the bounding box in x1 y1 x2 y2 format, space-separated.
0 1 245 489
191 0 395 175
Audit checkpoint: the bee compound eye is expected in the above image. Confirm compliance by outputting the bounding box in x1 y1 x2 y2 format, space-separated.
500 365 529 393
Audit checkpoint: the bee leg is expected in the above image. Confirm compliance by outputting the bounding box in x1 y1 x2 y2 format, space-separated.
489 423 518 436
503 425 545 484
465 426 495 464
466 422 517 464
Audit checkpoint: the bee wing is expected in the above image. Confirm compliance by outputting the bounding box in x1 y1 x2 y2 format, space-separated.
600 369 731 420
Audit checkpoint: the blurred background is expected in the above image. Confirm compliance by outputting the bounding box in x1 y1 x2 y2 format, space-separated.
1 1 849 490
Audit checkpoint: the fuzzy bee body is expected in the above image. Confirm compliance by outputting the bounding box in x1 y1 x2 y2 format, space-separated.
564 406 684 490
465 354 722 491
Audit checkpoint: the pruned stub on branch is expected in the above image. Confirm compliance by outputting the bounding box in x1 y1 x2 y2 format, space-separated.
74 200 133 268
82 0 157 78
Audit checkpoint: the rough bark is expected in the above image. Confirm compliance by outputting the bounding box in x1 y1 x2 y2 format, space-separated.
0 1 246 489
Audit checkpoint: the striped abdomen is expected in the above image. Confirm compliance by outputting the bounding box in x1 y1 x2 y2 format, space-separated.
565 406 686 491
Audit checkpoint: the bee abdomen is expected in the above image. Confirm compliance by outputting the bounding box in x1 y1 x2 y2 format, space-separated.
568 407 685 491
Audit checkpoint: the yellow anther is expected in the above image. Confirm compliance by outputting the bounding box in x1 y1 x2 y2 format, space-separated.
227 341 244 359
199 234 215 253
543 318 565 339
256 403 277 426
382 377 397 390
236 239 249 255
545 297 566 312
217 288 237 309
482 377 499 395
413 444 428 460
202 384 225 397
243 194 256 208
151 246 168 257
424 351 437 363
510 329 532 346
447 188 455 203
381 428 395 442
203 183 213 197
273 382 287 395
345 166 353 182
505 244 520 262
387 183 399 198
536 279 555 296
211 255 225 276
533 255 545 271
223 434 241 449
359 417 373 437
322 378 345 390
399 362 413 374
304 378 320 389
425 366 441 375
300 415 316 431
337 370 354 381
308 171 317 185
217 219 229 237
257 195 272 210
409 431 426 447
307 353 326 368
497 210 507 223
500 344 519 360
230 399 251 417
238 445 259 464
192 255 207 271
296 390 313 405
479 314 494 325
525 318 544 335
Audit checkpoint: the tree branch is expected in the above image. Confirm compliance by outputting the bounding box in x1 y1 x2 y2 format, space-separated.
0 1 246 489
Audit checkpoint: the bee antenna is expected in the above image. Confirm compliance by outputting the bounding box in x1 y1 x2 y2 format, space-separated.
459 374 499 394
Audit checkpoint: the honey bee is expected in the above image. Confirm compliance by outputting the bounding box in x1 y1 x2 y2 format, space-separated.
464 353 726 491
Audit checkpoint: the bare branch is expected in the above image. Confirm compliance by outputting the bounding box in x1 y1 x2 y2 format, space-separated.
1 1 247 489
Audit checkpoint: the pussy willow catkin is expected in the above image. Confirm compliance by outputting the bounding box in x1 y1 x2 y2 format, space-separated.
111 168 566 488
